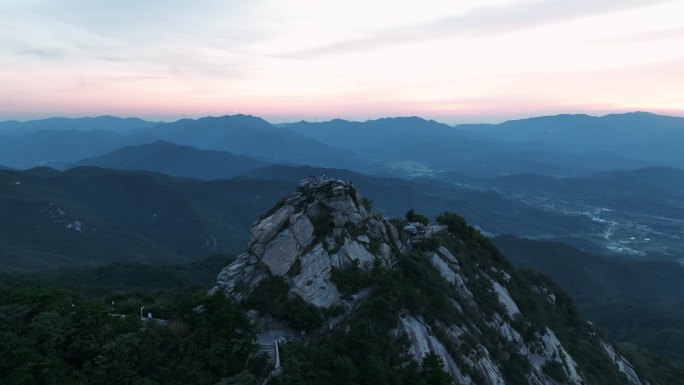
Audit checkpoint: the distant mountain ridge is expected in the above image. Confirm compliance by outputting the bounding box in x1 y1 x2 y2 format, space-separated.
0 129 157 169
281 116 476 152
0 166 294 273
282 113 679 176
461 111 684 144
0 115 366 171
0 113 684 178
456 112 684 165
73 140 270 180
0 115 156 135
2 111 683 175
149 114 366 169
0 163 606 272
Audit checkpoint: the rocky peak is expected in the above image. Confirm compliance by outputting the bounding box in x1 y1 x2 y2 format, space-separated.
213 177 406 307
213 180 648 385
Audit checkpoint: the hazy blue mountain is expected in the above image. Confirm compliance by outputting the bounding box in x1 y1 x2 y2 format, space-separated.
72 140 270 179
2 112 680 176
282 112 684 175
0 129 157 169
281 116 480 152
494 234 684 359
283 115 649 177
458 112 684 166
151 114 368 169
458 112 682 147
0 114 372 171
0 167 293 273
282 116 515 168
0 115 156 135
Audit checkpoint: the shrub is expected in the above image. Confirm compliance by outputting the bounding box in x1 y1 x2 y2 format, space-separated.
406 209 429 225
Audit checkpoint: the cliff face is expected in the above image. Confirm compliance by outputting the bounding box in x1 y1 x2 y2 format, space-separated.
213 179 646 385
214 178 404 308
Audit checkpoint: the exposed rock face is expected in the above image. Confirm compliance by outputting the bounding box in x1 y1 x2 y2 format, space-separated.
289 213 314 247
213 178 405 306
395 312 470 384
527 328 583 385
289 243 340 308
214 179 647 385
334 239 376 268
249 205 295 256
601 341 645 385
415 227 642 385
428 246 475 304
408 247 611 385
261 229 300 277
491 280 521 318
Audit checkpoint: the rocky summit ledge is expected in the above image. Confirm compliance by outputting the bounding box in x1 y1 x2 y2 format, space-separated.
213 177 406 308
297 175 344 190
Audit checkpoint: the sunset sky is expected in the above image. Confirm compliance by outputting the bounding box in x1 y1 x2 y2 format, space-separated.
1 0 683 123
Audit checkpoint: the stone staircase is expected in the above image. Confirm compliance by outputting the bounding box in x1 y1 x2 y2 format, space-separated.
258 343 278 367
257 339 282 384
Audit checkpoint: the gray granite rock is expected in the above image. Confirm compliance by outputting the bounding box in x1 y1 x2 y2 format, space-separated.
261 228 299 276
249 205 295 256
216 180 405 308
289 244 340 307
289 212 315 248
338 239 375 269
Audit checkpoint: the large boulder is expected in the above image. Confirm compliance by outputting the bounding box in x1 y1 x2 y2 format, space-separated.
261 229 299 276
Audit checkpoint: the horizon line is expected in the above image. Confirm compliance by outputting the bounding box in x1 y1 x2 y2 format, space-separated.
2 110 684 127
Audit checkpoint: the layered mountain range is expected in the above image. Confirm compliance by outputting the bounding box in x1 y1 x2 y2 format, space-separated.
2 112 684 381
3 112 684 175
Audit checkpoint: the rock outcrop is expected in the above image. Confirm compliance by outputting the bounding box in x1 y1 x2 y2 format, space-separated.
213 179 647 385
214 178 405 308
601 342 645 385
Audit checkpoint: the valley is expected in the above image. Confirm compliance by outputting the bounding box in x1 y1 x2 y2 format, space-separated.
488 192 684 260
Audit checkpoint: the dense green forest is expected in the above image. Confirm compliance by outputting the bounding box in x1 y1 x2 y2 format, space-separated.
2 211 684 384
0 286 260 385
3 268 684 384
0 282 460 385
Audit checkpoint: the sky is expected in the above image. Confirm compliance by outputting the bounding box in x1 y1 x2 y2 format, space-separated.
1 0 684 123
